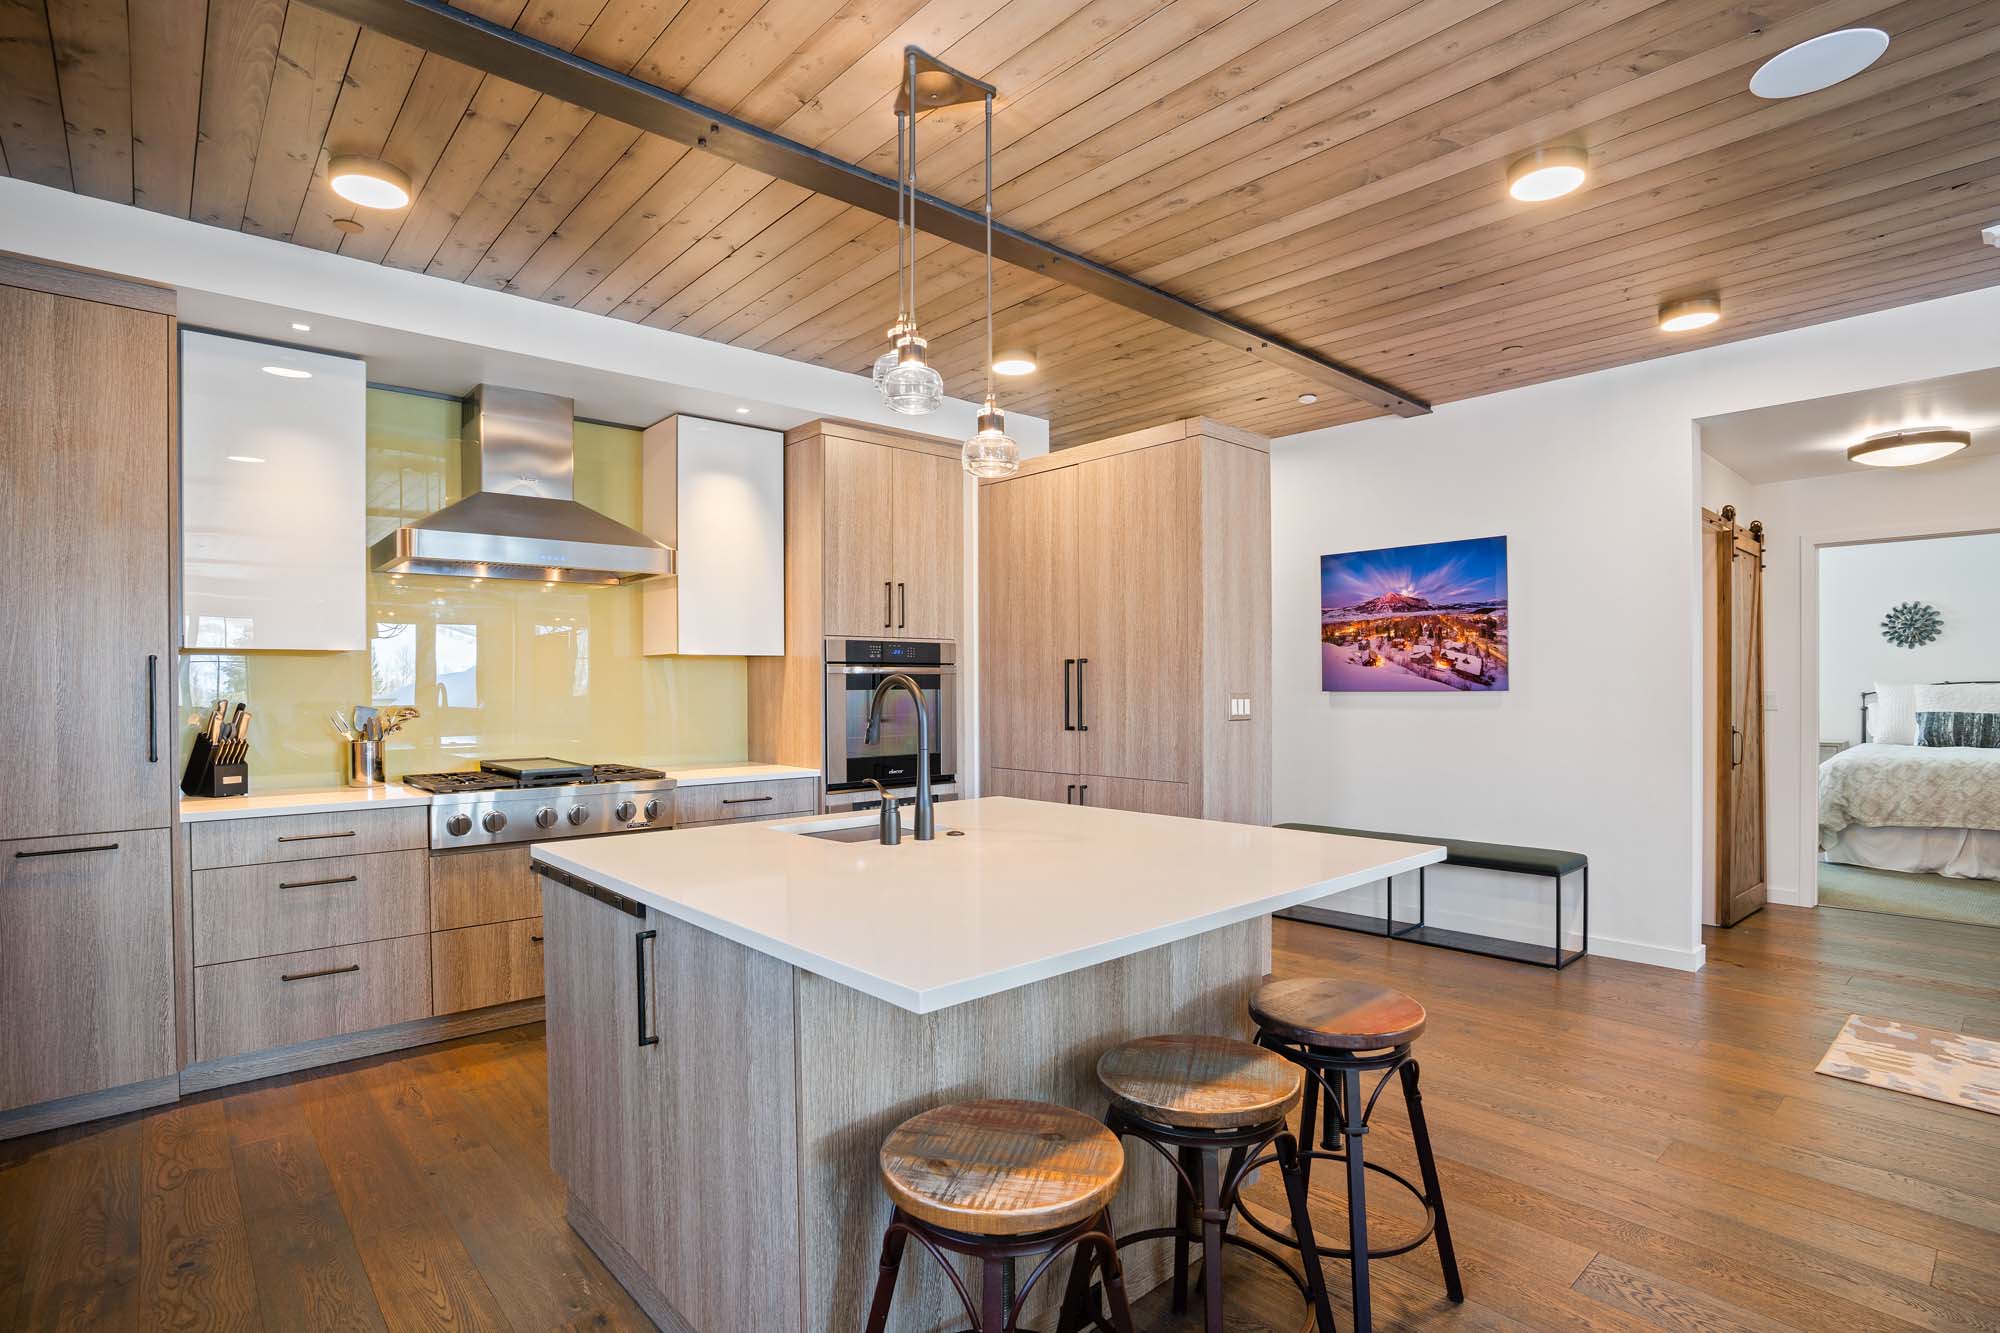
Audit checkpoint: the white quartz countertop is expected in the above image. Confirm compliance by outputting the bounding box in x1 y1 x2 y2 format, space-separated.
178 763 817 821
179 784 433 822
531 797 1444 1014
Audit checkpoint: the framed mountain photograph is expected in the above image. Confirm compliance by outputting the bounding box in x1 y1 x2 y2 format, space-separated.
1321 535 1509 692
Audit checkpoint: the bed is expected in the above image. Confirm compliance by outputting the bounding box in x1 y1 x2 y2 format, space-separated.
1819 682 2000 881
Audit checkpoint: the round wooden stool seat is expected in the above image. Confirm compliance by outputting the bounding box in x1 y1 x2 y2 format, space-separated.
878 1099 1125 1237
1250 979 1427 1051
1097 1034 1303 1130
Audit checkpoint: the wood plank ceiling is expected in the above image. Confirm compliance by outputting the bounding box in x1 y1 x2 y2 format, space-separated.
5 0 1999 444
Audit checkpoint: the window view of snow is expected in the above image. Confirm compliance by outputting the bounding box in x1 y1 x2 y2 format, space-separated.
1321 535 1509 692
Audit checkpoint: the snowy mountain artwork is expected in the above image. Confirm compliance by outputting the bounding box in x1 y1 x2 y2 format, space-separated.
1321 536 1509 692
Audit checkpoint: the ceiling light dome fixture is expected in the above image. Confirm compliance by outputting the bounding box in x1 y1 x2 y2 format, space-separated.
1658 296 1722 332
1847 428 1971 468
992 348 1036 376
1750 28 1889 99
1506 145 1588 202
327 155 412 210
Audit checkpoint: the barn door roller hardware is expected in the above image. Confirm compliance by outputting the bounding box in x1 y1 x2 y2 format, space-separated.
304 0 1430 418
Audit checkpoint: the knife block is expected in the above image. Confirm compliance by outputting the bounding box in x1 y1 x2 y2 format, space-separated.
181 733 250 797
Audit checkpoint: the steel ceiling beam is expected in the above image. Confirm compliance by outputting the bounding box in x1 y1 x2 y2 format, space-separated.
305 0 1431 418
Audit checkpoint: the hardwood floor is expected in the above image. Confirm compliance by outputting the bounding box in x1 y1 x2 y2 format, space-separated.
1 905 1995 1330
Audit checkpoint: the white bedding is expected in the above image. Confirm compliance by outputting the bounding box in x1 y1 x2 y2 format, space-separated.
1822 824 2000 880
1818 743 2000 882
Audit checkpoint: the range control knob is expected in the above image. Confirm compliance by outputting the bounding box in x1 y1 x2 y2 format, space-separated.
566 806 590 827
616 799 638 822
482 810 508 833
643 798 661 822
445 813 472 837
534 806 557 829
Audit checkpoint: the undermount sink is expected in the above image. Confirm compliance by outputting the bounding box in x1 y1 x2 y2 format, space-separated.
802 824 892 843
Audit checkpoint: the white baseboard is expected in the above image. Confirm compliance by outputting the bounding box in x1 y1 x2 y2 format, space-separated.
1588 933 1706 972
1767 883 1807 907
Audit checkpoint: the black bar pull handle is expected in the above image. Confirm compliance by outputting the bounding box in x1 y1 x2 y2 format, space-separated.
15 842 120 859
1065 784 1076 805
635 928 660 1047
721 795 774 805
897 582 907 629
884 581 893 628
529 933 544 944
1078 783 1089 805
1062 659 1075 731
1075 658 1089 731
277 830 357 843
146 655 158 762
279 874 358 890
281 963 360 982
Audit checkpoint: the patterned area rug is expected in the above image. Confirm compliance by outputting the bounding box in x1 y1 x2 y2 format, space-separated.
1816 1014 2000 1115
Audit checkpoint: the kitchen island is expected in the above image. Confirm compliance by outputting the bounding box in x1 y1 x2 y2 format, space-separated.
532 797 1442 1333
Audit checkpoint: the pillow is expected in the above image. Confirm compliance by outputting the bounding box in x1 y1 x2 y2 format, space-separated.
1915 683 2000 749
1869 683 1917 745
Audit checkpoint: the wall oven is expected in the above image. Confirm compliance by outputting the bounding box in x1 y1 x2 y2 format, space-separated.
823 638 957 805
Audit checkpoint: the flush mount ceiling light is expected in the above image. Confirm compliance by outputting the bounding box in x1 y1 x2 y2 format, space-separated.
261 364 313 379
1749 28 1889 99
291 321 311 332
1658 296 1722 332
327 154 412 210
1506 146 1588 202
1297 393 1319 404
1847 428 1971 468
992 348 1037 376
734 405 751 414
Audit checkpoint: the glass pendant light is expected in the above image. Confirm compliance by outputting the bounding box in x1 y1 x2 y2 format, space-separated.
961 84 1018 476
880 74 942 415
873 110 911 394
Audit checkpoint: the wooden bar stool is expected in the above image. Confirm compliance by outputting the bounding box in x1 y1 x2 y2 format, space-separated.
862 1099 1137 1333
1248 979 1464 1332
1092 1034 1338 1333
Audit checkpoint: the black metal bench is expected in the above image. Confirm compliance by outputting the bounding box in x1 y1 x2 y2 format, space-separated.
1274 824 1587 969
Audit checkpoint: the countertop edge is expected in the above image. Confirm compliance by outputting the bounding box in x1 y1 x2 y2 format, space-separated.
529 836 1447 1015
178 764 820 821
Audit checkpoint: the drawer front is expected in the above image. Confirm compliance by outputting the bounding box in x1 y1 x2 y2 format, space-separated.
191 806 428 870
430 845 539 930
192 849 429 966
1 829 175 1111
672 777 818 825
194 934 430 1062
432 918 544 1016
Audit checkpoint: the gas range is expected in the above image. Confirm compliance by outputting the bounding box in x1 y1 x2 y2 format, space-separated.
401 758 677 849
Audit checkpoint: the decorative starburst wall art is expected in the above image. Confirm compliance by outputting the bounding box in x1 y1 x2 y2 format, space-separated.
1880 601 1943 649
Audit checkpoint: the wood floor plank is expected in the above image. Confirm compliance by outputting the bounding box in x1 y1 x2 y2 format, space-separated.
20 1117 142 1328
138 1096 260 1328
228 1127 388 1332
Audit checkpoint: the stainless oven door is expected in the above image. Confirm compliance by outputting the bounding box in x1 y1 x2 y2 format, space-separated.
823 664 957 791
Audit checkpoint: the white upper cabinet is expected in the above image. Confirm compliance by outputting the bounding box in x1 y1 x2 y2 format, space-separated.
180 331 367 651
642 415 784 657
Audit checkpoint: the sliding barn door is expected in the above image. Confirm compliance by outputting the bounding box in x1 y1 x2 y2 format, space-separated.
1712 515 1767 926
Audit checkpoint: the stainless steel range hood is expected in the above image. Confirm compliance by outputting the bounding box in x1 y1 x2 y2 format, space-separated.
370 385 673 585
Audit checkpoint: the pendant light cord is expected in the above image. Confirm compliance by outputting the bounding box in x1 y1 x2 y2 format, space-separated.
894 106 907 327
984 91 995 407
905 51 919 334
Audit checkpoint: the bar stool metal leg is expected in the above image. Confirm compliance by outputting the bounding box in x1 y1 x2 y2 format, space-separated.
1198 1147 1225 1333
1172 1146 1196 1314
1401 1061 1463 1302
862 1211 911 1333
1340 1067 1372 1331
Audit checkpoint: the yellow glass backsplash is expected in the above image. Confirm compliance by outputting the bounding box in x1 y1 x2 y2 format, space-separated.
178 389 749 788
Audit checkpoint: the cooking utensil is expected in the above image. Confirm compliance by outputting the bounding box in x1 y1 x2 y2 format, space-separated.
353 705 378 743
329 710 357 741
377 706 420 737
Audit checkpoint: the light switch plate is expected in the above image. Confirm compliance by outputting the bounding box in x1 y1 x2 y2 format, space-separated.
1228 694 1253 721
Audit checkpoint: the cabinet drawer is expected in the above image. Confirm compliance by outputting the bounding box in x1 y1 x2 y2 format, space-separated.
430 845 538 930
672 778 818 825
194 934 430 1062
432 918 544 1016
2 829 175 1112
191 806 428 870
192 849 429 966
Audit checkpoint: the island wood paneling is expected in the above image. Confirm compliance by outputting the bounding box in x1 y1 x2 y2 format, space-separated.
793 916 1265 1333
7 1 1998 441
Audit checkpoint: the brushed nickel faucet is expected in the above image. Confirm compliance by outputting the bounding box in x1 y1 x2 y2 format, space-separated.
863 673 934 841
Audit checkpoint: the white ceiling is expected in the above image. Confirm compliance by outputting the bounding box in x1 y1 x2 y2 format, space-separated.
1697 363 2000 486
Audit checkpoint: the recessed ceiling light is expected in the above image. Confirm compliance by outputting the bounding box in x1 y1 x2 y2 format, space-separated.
1297 393 1319 404
1506 146 1588 202
327 155 412 210
734 406 751 414
290 321 311 332
1749 29 1889 99
992 351 1037 376
226 455 266 464
1658 297 1722 332
261 365 313 379
1847 428 1970 468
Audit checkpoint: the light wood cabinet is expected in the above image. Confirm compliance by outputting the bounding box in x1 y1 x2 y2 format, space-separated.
0 275 174 842
891 445 963 640
430 845 539 930
432 918 544 1015
671 776 819 825
194 934 431 1063
190 805 428 870
0 831 175 1112
192 848 429 966
820 430 962 640
979 419 1270 823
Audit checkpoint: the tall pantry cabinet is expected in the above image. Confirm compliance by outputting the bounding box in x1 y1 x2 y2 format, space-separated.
0 259 179 1138
979 419 1272 824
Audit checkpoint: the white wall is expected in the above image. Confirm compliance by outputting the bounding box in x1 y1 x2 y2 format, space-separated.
1819 532 2000 743
1726 452 2000 905
1273 282 2000 972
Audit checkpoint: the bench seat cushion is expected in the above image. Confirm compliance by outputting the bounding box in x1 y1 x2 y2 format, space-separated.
1277 823 1587 878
